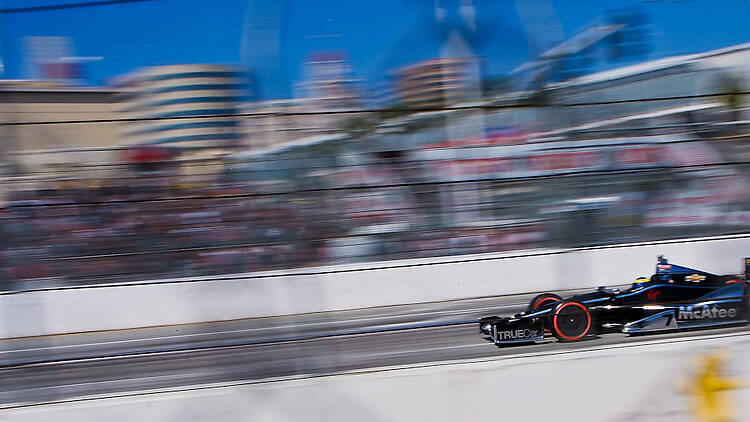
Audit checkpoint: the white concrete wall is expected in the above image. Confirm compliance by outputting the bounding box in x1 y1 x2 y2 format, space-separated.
5 332 750 421
2 235 750 339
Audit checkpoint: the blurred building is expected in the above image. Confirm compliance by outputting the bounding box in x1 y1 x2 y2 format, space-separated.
243 98 320 149
244 52 362 149
532 42 750 135
241 0 289 99
22 36 93 86
371 0 489 107
297 52 361 109
114 64 248 157
395 57 478 108
0 80 123 187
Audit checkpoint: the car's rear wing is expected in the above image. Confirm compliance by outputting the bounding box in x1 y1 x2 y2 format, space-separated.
656 255 714 276
655 255 749 285
652 255 724 284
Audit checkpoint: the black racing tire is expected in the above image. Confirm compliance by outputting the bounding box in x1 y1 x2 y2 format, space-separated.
527 293 563 312
550 301 592 342
528 293 563 334
718 275 744 285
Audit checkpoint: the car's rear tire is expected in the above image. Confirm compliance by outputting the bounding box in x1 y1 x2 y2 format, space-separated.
551 301 592 342
527 293 563 311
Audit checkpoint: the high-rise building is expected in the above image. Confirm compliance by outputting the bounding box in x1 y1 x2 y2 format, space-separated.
244 52 363 150
241 0 289 100
21 36 98 86
297 52 361 110
0 80 123 191
243 98 321 149
395 57 478 108
113 64 247 154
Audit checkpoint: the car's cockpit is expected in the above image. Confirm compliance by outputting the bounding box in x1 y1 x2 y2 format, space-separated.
610 255 740 302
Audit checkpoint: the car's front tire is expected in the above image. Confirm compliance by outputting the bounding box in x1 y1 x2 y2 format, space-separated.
551 301 592 342
527 293 563 311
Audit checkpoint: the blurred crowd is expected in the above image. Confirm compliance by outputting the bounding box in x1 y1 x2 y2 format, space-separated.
4 136 750 286
0 176 547 285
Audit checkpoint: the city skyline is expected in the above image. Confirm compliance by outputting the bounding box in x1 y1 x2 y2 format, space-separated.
2 0 750 100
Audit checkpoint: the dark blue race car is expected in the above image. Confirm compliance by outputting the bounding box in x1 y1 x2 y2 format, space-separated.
479 255 750 344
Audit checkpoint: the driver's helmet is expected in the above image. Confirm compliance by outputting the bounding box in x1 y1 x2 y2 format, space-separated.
633 276 650 287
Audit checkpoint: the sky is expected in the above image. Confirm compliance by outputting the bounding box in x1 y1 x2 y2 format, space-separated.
2 0 750 99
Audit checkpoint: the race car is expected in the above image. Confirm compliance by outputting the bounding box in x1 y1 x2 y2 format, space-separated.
479 255 750 345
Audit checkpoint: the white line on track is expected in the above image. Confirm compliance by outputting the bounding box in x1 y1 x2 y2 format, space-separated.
5 329 750 411
352 342 487 359
0 304 523 354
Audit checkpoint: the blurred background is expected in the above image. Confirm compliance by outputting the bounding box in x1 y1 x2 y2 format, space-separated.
3 0 750 288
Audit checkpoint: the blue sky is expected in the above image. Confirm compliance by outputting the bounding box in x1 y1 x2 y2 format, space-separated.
2 0 750 99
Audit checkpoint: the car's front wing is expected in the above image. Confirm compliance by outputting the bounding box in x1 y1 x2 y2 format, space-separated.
480 316 545 344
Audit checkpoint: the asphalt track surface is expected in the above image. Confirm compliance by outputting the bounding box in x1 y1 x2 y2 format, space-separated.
2 290 749 408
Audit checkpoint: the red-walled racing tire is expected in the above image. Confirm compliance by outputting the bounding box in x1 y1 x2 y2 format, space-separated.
527 293 563 311
551 301 592 342
528 293 563 333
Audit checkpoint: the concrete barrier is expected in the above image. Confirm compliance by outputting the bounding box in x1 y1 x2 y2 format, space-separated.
2 234 750 339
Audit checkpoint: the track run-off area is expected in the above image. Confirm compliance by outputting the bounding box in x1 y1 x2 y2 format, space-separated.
2 291 750 420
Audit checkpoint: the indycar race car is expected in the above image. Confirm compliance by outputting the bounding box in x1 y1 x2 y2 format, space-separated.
479 255 750 345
